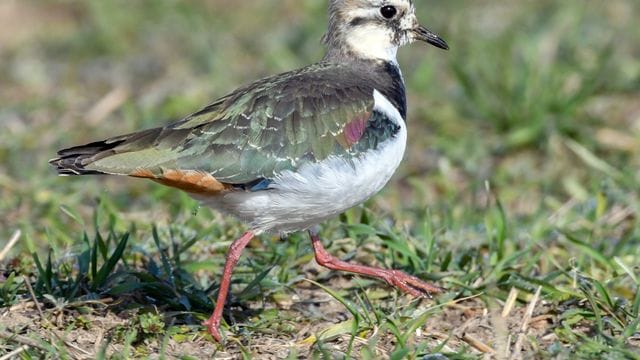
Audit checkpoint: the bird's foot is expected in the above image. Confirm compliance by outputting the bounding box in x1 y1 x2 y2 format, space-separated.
202 316 222 342
382 269 443 298
308 230 443 299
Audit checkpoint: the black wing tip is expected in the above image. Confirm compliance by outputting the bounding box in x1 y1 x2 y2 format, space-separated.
48 140 120 176
50 128 163 176
49 155 105 176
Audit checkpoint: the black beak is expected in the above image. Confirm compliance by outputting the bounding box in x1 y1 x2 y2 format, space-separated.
413 25 449 50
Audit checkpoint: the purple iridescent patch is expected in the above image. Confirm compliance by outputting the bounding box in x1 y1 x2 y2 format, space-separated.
343 112 370 146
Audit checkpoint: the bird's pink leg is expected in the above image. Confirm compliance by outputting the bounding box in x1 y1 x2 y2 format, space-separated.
309 231 442 297
203 231 254 342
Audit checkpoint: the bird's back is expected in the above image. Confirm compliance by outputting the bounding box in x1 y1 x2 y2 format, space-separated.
51 59 408 233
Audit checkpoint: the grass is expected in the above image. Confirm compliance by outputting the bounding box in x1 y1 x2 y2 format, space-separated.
1 0 639 358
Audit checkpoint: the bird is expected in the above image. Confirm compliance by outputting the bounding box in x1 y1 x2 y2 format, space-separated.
50 0 448 342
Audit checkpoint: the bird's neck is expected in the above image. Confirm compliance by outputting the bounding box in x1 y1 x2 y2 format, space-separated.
323 39 399 65
323 23 399 64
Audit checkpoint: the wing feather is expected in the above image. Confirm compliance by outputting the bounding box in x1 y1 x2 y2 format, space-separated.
52 62 399 186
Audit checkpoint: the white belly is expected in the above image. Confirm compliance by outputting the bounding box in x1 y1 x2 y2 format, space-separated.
200 90 407 234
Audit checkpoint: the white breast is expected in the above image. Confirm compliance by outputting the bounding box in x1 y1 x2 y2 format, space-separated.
203 90 407 234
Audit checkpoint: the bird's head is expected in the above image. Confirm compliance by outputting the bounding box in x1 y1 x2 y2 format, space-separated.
323 0 448 62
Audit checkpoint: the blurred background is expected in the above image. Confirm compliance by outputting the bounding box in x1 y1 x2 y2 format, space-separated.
1 0 638 252
0 0 639 356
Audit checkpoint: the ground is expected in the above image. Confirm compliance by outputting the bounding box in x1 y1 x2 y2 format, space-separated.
1 0 639 359
1 289 562 359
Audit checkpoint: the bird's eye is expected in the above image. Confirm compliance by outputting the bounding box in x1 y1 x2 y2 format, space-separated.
380 5 397 19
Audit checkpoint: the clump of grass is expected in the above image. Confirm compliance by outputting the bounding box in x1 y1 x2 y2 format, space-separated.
25 214 221 317
0 272 22 308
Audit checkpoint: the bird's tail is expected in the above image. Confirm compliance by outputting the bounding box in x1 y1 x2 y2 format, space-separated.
49 126 185 176
49 137 128 175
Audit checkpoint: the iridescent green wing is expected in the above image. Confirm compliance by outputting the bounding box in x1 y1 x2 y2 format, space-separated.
78 63 395 185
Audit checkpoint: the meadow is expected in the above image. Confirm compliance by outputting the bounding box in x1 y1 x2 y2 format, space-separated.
0 0 639 358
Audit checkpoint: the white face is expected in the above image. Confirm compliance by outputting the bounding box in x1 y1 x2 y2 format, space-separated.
340 0 419 62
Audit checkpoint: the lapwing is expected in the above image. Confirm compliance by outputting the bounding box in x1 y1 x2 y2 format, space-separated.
50 0 448 342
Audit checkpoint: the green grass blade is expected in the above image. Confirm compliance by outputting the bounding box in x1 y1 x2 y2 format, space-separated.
32 252 52 294
237 266 274 300
152 226 174 284
562 232 614 269
580 284 604 336
94 233 129 290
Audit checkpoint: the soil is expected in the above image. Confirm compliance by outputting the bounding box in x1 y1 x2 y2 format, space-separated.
0 278 566 359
